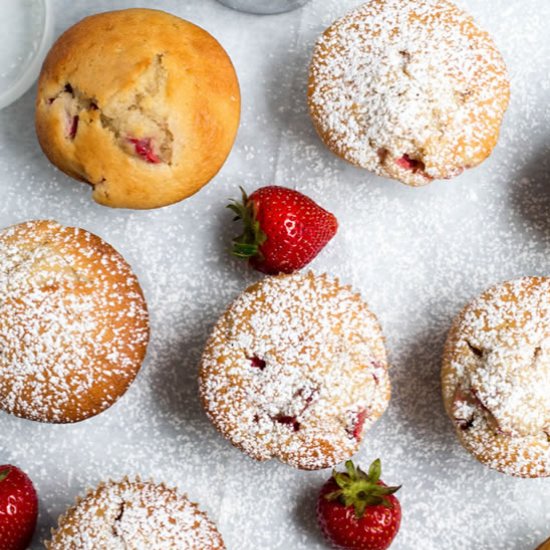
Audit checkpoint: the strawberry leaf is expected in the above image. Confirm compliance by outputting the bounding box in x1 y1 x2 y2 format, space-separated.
368 458 382 482
324 459 401 518
228 187 267 260
0 467 11 482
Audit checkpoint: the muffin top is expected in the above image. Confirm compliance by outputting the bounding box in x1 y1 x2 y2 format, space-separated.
46 478 225 549
308 0 510 185
35 8 240 209
199 272 390 470
442 277 550 477
0 220 149 423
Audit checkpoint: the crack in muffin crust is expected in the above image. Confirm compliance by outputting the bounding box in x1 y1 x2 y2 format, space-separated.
47 54 173 167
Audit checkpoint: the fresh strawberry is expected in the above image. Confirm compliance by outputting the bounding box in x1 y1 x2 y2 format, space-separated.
228 185 338 275
0 465 38 550
317 459 401 550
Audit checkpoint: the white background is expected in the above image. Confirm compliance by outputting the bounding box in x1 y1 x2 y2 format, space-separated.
0 0 549 548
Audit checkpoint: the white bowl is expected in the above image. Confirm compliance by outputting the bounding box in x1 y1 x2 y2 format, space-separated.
217 0 311 15
0 0 54 110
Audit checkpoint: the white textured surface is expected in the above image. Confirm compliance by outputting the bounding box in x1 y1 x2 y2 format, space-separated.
0 0 549 548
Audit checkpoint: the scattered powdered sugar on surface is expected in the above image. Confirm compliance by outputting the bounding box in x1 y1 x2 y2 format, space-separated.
0 0 549 549
199 272 390 470
45 478 224 549
442 277 550 477
308 0 509 185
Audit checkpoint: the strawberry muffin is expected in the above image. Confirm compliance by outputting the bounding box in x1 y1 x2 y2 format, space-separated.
46 478 225 549
308 0 510 186
35 8 240 209
199 272 391 470
442 277 550 478
0 220 149 423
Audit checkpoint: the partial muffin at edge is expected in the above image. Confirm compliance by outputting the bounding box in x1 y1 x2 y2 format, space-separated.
442 277 550 478
0 220 149 423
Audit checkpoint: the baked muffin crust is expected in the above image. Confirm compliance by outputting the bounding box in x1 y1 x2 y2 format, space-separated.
46 478 225 549
199 272 391 470
308 0 510 186
35 8 240 209
0 220 149 423
442 277 550 477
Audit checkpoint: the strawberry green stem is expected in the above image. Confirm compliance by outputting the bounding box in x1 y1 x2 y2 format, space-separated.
325 459 401 519
227 187 267 260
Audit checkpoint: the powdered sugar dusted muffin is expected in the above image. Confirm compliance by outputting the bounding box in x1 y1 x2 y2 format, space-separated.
0 220 149 423
308 0 510 186
442 277 550 477
35 8 240 209
46 478 224 549
199 272 391 470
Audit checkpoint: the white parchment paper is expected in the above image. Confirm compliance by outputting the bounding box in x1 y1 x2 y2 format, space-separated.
0 0 549 548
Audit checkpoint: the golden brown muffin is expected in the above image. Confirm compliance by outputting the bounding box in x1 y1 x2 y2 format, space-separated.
46 478 225 549
35 8 240 209
537 537 550 550
199 272 391 470
308 0 510 186
0 220 149 423
442 277 550 478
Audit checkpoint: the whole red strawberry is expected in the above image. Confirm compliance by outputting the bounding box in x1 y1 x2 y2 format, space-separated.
317 459 401 550
228 185 338 274
0 465 38 550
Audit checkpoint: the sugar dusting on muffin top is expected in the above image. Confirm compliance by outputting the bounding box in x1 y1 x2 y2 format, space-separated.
45 478 225 549
443 277 550 477
0 220 149 423
309 0 510 185
199 272 390 470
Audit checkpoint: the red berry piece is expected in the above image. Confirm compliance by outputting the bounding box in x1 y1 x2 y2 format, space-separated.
317 459 401 550
0 465 39 550
395 154 425 173
227 185 338 275
348 408 368 440
274 414 301 432
68 115 79 139
127 137 161 164
249 356 266 370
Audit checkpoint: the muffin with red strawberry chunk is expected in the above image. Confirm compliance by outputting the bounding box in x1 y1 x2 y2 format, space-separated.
35 8 240 209
0 220 149 423
308 0 510 186
442 277 550 478
199 272 391 470
46 478 225 549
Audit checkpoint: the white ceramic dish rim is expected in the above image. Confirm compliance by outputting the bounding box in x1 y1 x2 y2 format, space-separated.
0 0 54 111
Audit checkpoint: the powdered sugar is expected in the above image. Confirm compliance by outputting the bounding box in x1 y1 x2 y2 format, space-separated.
45 478 224 549
442 277 550 477
0 220 149 423
308 0 510 185
199 272 390 469
0 0 549 548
